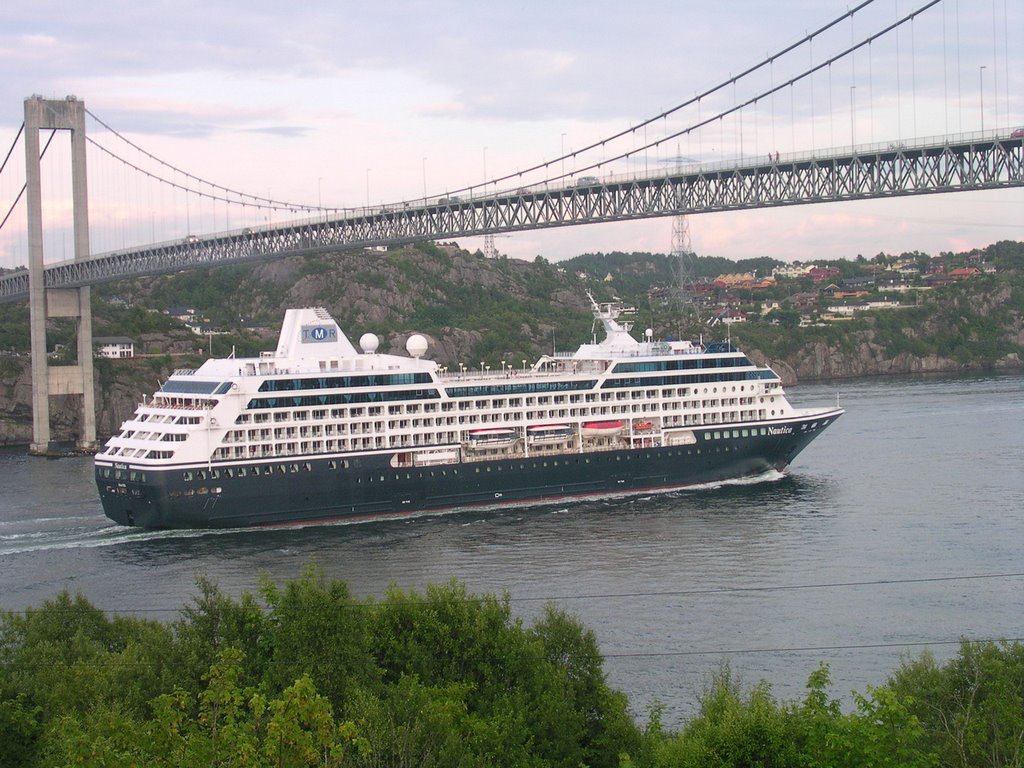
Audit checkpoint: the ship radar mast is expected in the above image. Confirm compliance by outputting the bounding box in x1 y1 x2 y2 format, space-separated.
587 291 638 346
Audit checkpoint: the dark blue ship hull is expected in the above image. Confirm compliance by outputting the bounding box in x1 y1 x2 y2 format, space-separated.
97 411 841 529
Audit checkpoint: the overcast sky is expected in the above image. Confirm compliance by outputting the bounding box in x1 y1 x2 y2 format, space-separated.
0 0 1021 267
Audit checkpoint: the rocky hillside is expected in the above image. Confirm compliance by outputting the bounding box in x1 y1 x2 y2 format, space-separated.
97 242 598 362
1 241 1021 446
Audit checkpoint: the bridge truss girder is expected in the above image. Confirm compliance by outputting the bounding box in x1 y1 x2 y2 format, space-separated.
1 136 1020 303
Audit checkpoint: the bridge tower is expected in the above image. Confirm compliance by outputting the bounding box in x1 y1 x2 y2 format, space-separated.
24 96 97 455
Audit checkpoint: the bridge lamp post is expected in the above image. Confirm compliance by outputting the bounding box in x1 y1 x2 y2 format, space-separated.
979 65 987 133
318 177 323 209
365 168 371 209
561 133 566 179
422 157 427 198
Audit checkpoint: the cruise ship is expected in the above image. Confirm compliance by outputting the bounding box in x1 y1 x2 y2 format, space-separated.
95 298 843 528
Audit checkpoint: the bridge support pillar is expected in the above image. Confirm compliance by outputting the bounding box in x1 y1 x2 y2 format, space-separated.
25 96 97 455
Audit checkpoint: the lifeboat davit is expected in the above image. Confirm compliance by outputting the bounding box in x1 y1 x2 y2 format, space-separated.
526 424 574 444
467 428 518 447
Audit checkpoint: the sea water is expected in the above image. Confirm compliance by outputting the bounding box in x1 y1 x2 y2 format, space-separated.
1 372 1022 726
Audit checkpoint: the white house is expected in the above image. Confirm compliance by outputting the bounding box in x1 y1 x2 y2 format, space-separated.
93 336 135 359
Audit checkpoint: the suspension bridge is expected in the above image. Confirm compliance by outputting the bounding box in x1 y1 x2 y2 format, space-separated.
0 0 1020 452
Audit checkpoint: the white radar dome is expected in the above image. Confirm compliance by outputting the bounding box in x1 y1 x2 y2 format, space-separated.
359 333 379 354
406 334 429 359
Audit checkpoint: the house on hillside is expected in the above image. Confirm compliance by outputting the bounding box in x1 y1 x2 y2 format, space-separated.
948 267 980 280
807 266 841 283
710 307 746 325
786 292 820 311
840 275 876 289
772 262 816 278
94 336 135 359
165 306 199 321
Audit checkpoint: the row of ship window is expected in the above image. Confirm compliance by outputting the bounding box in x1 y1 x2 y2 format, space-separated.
244 371 780 408
611 356 753 373
707 427 773 439
233 384 780 424
258 372 433 392
133 414 203 425
101 447 174 459
223 405 773 444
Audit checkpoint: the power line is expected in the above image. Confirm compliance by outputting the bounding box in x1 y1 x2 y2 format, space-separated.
511 571 1024 604
8 570 1022 615
603 636 1024 659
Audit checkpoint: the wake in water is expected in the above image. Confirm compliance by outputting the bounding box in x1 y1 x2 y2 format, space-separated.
0 517 253 556
680 468 788 492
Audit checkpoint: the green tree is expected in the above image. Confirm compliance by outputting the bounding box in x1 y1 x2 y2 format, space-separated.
888 641 1024 768
0 694 41 767
171 576 270 695
529 604 640 768
651 664 803 768
260 565 378 709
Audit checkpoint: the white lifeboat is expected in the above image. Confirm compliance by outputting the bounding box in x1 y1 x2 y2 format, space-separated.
581 420 625 437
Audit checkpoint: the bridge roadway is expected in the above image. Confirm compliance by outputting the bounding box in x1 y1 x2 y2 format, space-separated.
2 131 1021 303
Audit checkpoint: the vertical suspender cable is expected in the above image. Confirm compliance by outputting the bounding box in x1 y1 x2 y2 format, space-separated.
955 0 962 132
911 14 918 138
